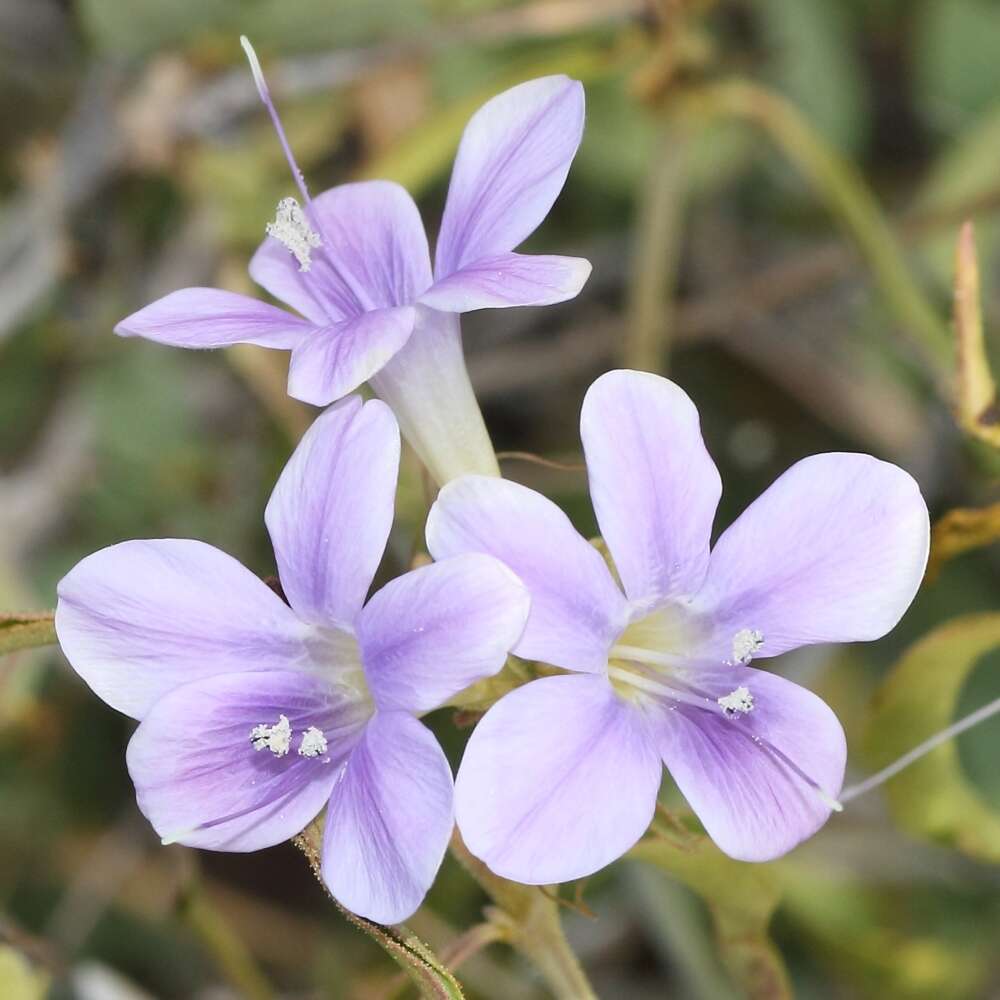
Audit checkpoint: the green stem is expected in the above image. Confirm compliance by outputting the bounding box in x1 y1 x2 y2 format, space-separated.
450 832 598 1000
0 613 56 656
672 79 951 372
177 879 274 1000
624 119 690 373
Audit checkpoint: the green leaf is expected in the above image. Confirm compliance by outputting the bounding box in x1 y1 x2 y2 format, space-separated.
0 612 56 656
0 946 49 1000
295 821 465 1000
629 818 791 1000
864 613 1000 864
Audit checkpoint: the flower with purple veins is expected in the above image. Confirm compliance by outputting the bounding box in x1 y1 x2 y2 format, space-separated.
54 396 529 923
114 38 590 485
426 369 930 883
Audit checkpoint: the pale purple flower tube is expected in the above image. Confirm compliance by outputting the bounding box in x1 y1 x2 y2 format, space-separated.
427 370 930 883
115 63 590 485
55 397 529 923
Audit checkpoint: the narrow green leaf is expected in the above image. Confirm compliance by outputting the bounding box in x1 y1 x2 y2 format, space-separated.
0 613 56 656
864 613 1000 864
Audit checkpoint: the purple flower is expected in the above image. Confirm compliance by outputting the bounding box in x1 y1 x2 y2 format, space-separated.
116 47 589 485
426 370 929 882
54 397 529 923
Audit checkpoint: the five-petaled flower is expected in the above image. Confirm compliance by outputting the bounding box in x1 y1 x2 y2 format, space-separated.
115 50 590 486
55 397 529 923
427 369 930 883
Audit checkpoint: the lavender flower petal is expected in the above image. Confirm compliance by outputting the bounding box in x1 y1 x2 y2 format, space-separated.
308 181 433 317
435 76 585 277
357 554 529 714
127 670 366 852
581 370 721 606
419 252 592 312
114 288 313 349
426 475 628 672
265 396 399 628
249 240 331 325
654 665 846 861
454 675 662 883
56 540 310 719
286 306 416 406
322 711 453 924
693 453 930 659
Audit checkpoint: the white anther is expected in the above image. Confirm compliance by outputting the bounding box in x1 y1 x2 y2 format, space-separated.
298 726 328 758
249 714 292 756
718 686 755 715
266 197 322 271
730 628 764 666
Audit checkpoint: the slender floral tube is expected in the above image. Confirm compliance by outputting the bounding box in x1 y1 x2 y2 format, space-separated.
371 308 499 483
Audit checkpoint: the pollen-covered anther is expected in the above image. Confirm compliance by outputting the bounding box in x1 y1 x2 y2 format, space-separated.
249 714 292 756
266 197 322 272
718 686 754 716
730 628 764 665
298 726 329 758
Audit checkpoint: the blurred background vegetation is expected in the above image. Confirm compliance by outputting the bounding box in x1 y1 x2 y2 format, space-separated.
1 0 1000 997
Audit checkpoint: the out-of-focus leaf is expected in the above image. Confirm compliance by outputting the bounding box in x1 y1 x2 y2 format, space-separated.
912 104 1000 288
926 501 1000 580
754 0 868 153
951 222 1000 448
0 946 49 1000
295 820 465 1000
864 613 1000 864
781 870 989 1000
912 0 1000 127
629 819 791 1000
358 43 632 194
0 612 55 656
79 0 238 55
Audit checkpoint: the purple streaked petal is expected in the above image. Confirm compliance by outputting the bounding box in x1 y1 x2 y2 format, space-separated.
249 240 332 326
454 674 661 883
581 371 721 606
426 475 628 673
308 181 433 317
435 76 585 277
322 711 453 924
419 253 591 312
55 540 310 720
357 554 529 714
654 665 846 861
114 288 312 350
693 453 929 660
286 306 416 407
265 396 399 628
126 670 368 852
